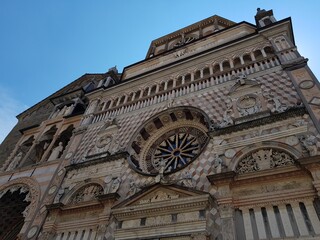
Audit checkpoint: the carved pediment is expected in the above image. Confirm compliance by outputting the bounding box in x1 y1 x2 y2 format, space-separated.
115 184 208 208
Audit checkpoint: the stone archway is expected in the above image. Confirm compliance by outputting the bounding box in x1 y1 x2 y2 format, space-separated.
0 187 30 239
0 177 41 239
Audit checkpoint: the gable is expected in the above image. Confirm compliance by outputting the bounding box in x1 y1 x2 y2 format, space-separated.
113 184 210 212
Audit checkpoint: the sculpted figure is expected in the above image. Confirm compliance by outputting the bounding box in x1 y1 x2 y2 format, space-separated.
110 177 121 193
213 154 223 174
48 142 64 161
7 151 23 171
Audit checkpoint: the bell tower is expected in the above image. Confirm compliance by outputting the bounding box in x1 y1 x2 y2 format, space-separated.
255 8 277 27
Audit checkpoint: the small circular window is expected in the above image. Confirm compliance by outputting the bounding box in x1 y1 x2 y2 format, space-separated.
127 108 209 175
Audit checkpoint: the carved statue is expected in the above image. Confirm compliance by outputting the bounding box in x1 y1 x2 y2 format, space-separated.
6 151 23 171
48 142 64 161
64 104 74 116
213 154 223 173
129 179 139 196
155 159 167 183
53 188 65 203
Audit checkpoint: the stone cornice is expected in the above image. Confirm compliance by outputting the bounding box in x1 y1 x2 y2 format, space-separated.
233 189 316 208
297 155 320 166
66 151 128 171
232 167 309 186
210 107 306 136
46 193 118 213
112 194 210 220
207 171 235 186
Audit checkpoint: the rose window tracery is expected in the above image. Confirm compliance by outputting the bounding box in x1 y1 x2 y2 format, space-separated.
150 128 206 173
128 108 209 175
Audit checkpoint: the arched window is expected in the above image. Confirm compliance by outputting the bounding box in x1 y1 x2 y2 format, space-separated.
222 60 231 72
243 54 252 65
0 187 30 239
233 57 242 68
253 49 264 61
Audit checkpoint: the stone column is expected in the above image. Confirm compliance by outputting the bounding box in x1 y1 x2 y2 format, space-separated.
191 72 194 82
278 204 294 237
61 233 69 240
220 205 235 240
155 84 160 93
239 208 254 240
261 48 267 58
291 202 309 236
240 56 244 65
164 81 168 91
82 229 90 239
55 233 63 240
265 206 280 238
304 199 320 235
254 207 267 239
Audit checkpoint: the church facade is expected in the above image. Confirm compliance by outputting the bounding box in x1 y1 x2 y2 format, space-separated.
1 8 320 240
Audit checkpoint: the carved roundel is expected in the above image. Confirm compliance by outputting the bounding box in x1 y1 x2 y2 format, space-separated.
237 95 257 109
128 107 210 176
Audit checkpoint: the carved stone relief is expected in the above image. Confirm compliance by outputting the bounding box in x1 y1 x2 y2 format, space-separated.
104 176 121 194
299 134 320 156
69 184 103 204
237 94 261 117
236 148 295 174
85 118 124 158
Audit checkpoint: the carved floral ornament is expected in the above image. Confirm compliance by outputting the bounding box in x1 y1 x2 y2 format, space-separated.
236 148 295 174
68 183 103 204
0 177 41 221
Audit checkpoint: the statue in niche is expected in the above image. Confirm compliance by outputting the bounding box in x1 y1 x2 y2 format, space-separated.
213 154 223 173
6 151 23 171
64 104 74 116
48 142 64 161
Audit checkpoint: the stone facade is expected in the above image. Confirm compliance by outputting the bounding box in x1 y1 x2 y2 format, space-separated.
1 8 320 240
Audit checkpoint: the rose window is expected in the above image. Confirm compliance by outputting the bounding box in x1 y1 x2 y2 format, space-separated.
150 128 205 173
127 108 209 175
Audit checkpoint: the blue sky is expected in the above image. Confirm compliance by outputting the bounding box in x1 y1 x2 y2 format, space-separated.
0 0 319 143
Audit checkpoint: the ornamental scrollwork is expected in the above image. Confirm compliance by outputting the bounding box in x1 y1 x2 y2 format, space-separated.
236 148 295 174
69 184 103 204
